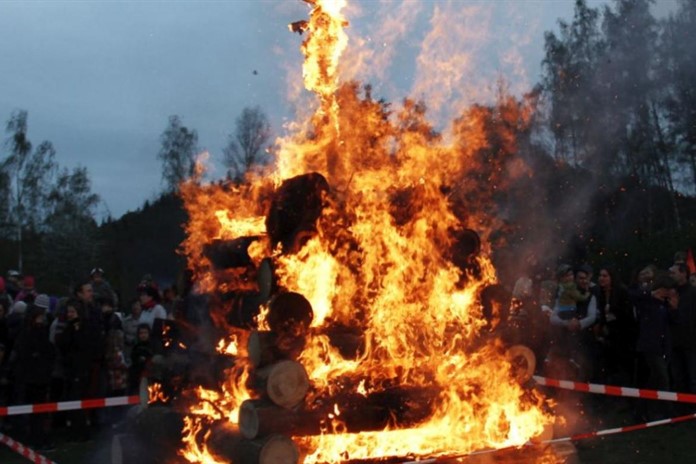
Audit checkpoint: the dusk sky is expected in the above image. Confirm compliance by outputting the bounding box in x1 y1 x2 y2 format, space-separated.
0 0 678 219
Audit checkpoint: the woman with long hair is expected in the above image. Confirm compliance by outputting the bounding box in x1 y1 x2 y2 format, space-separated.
595 265 636 386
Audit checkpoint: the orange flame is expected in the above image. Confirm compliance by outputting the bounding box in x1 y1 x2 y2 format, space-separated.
148 382 169 404
179 1 553 463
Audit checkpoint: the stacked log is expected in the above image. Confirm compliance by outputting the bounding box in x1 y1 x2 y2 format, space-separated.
238 385 437 440
208 422 300 464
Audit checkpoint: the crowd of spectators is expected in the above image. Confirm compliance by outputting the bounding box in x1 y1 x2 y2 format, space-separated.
507 250 696 422
0 268 178 451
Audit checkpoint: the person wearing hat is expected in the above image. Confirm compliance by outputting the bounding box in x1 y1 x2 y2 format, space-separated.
90 267 118 310
5 270 21 301
15 275 38 304
138 285 167 330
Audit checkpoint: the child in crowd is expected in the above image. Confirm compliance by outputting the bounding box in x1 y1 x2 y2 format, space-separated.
129 324 153 394
555 264 590 320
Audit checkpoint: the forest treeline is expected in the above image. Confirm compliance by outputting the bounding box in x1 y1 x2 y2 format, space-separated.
1 0 695 300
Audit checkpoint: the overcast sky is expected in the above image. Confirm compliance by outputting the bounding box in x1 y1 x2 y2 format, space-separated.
0 0 678 219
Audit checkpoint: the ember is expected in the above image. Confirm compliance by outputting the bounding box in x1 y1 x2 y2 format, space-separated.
176 0 554 463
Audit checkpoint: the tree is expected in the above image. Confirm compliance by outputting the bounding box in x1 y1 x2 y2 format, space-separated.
662 0 696 190
222 106 271 180
157 115 198 192
42 166 101 288
1 110 56 271
542 0 605 166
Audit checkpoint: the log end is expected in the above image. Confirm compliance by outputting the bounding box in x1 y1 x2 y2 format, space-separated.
239 400 261 439
259 435 300 464
266 360 310 409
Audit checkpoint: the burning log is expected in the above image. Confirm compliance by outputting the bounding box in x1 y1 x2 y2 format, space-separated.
505 344 536 384
204 236 261 269
322 323 365 359
267 292 314 334
258 257 274 301
265 172 330 252
449 228 481 271
252 360 310 409
248 330 306 368
209 422 300 464
238 385 437 439
226 292 267 329
248 323 363 369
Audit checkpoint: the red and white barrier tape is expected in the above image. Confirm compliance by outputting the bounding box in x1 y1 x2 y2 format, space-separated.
403 412 696 464
0 432 57 464
533 375 696 403
546 411 696 444
0 395 139 417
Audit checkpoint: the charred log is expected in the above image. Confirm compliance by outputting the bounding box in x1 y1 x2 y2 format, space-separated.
267 292 314 334
248 323 364 369
449 228 481 270
321 324 365 359
265 172 330 252
239 385 437 439
204 236 261 269
248 330 306 368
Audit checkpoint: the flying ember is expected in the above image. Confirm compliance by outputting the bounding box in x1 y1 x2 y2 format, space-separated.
177 0 555 463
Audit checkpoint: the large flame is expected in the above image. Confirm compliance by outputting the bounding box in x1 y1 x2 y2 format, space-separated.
179 0 553 462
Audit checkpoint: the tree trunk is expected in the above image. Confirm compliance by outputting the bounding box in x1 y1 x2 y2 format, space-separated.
650 101 682 231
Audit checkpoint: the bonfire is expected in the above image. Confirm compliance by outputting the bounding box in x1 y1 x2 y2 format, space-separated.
168 1 556 463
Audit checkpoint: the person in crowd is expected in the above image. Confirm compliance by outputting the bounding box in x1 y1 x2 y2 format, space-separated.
0 299 8 351
161 285 179 318
33 293 50 315
6 300 27 356
11 304 55 450
73 281 106 429
594 265 636 385
129 324 153 394
5 270 21 301
668 262 696 394
99 296 122 338
546 264 597 380
0 342 7 432
90 268 118 310
631 273 678 420
55 299 92 442
0 302 8 432
48 300 68 429
553 264 591 320
123 298 143 361
690 273 696 288
0 277 12 310
15 275 38 304
635 264 658 291
105 330 128 426
577 263 597 289
138 284 167 330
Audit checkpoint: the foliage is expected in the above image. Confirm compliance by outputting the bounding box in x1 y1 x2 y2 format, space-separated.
222 106 271 181
157 115 199 192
